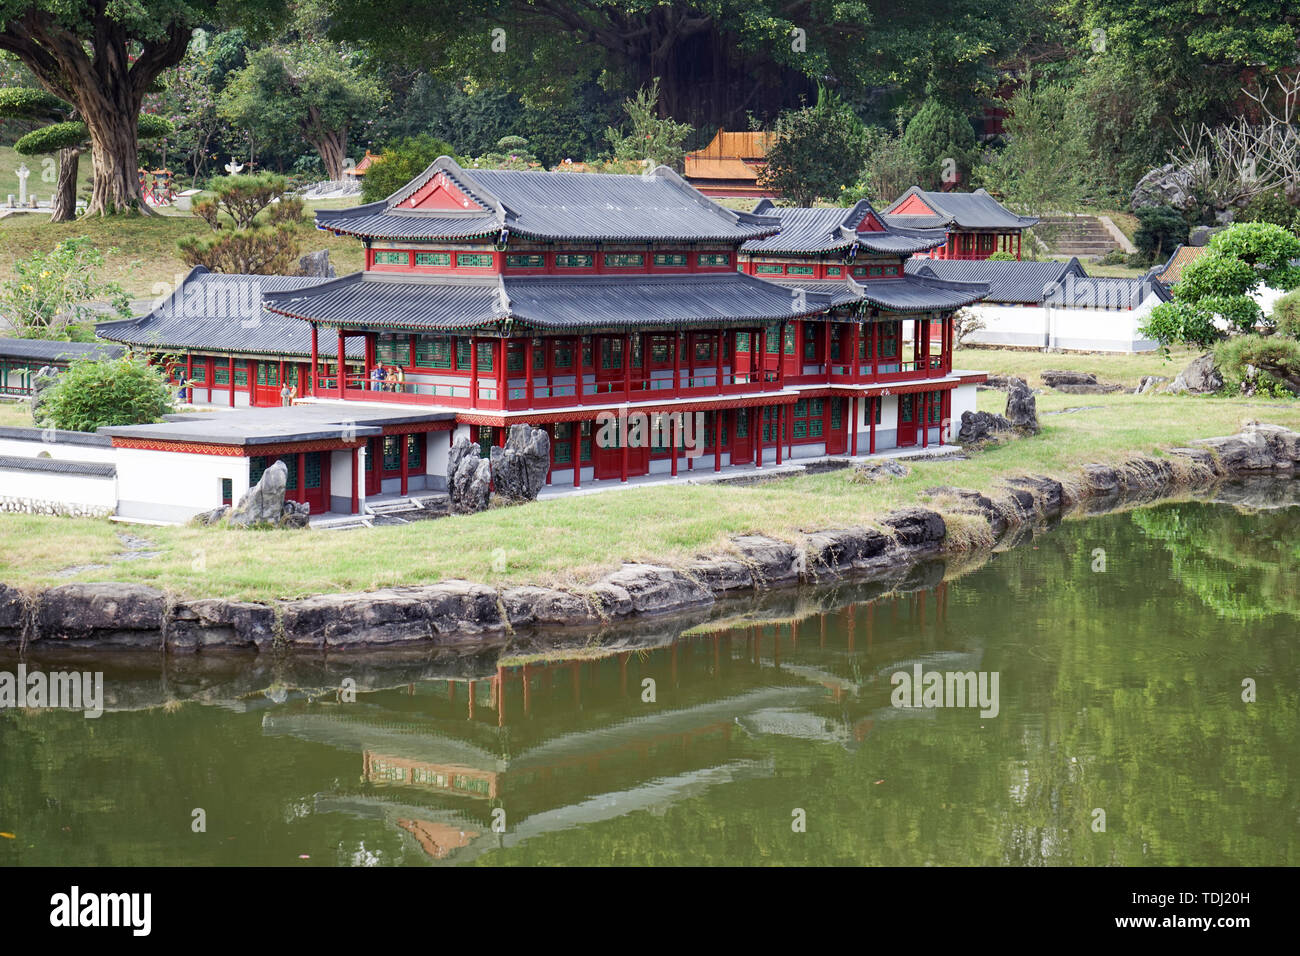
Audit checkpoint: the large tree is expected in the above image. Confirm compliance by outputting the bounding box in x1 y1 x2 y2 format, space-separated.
0 1 286 215
328 0 1038 132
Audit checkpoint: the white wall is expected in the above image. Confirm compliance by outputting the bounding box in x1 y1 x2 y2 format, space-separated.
0 464 117 516
963 301 1159 353
114 447 249 523
0 434 117 463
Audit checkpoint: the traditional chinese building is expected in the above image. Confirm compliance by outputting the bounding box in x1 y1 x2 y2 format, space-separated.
69 159 992 522
683 129 776 198
880 186 1038 260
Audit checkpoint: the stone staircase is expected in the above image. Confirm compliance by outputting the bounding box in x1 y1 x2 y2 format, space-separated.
1035 214 1123 259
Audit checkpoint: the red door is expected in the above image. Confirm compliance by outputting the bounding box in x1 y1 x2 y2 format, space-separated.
252 360 285 407
731 408 752 464
825 398 848 454
365 437 382 496
897 393 918 447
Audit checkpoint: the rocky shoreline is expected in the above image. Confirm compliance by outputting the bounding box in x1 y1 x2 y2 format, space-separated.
2 423 1298 654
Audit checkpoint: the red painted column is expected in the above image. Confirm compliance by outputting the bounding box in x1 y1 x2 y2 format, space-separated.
469 335 478 409
715 329 723 390
755 406 763 469
775 406 783 465
496 340 506 408
622 332 631 401
921 391 929 448
850 396 858 456
1016 233 1021 260
939 392 947 447
525 337 534 407
574 421 582 489
400 434 409 496
351 446 360 514
574 336 584 404
851 322 861 380
757 327 767 387
871 321 879 379
869 397 877 454
823 322 832 377
670 414 678 477
336 329 345 399
310 324 318 396
672 330 681 396
296 451 305 503
228 356 235 407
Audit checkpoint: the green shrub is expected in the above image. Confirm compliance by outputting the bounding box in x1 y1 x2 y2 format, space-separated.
1133 205 1188 262
985 251 1016 261
360 134 459 203
41 353 175 432
1271 288 1300 338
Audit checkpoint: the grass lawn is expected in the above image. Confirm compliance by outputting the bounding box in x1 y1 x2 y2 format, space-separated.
954 346 1196 389
0 197 365 297
0 400 32 427
1 350 1295 601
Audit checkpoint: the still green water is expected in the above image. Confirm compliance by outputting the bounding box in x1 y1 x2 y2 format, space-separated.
1 496 1297 866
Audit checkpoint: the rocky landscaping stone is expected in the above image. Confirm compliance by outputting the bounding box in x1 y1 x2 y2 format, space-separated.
169 598 275 651
501 585 595 629
957 410 1013 443
1168 353 1224 395
729 534 802 587
803 527 894 576
879 507 946 549
681 555 754 593
0 583 25 645
850 459 910 482
34 583 165 647
489 424 551 503
229 461 288 528
1004 475 1064 516
598 564 714 614
448 438 491 514
1005 377 1040 433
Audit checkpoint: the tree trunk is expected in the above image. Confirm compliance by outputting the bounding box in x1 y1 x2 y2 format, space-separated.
309 124 349 182
50 147 81 222
81 95 152 216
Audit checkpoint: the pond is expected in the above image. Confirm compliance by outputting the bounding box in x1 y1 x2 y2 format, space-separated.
1 490 1297 866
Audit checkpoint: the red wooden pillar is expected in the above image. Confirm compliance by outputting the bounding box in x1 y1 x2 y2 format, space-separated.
469 335 478 409
777 323 787 385
713 412 721 472
574 420 582 489
755 406 763 468
495 340 506 407
715 329 723 389
850 396 858 456
757 326 767 386
296 451 305 503
775 405 783 465
871 321 879 378
1016 233 1021 260
823 321 832 375
869 396 877 454
227 355 235 407
351 445 360 514
399 433 409 495
574 336 584 404
921 391 929 448
310 323 318 396
336 329 345 399
672 330 681 395
524 337 534 407
622 332 631 400
670 413 678 477
851 322 861 380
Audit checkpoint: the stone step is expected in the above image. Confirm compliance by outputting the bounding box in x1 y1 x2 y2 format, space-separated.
366 498 423 516
312 514 372 531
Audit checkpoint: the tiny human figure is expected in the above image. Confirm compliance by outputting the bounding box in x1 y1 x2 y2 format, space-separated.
370 365 386 391
386 365 404 393
280 383 292 406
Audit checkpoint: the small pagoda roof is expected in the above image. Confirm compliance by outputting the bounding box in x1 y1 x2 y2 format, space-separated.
316 156 782 243
741 200 948 256
100 403 452 447
1153 244 1209 286
264 270 838 333
95 267 364 359
906 257 1090 304
881 187 1039 230
766 274 988 314
0 336 123 363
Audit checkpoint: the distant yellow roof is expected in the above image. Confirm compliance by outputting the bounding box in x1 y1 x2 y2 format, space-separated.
684 130 774 182
1156 244 1208 284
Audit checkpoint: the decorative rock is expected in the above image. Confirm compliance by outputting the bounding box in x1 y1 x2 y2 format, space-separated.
1190 432 1279 472
0 583 25 645
228 460 288 528
957 409 1013 443
1167 352 1223 395
1004 475 1064 516
850 459 910 483
925 486 1009 536
1040 370 1124 394
1080 464 1120 496
488 424 551 502
30 365 59 426
280 580 504 649
297 249 335 278
190 506 230 526
279 500 310 528
1130 163 1200 211
1004 377 1039 433
448 438 491 514
1137 375 1169 394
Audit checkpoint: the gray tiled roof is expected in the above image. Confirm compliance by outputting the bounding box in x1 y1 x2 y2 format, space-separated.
265 271 838 332
741 200 948 255
906 258 1086 304
95 267 364 359
767 274 989 313
0 337 124 362
882 187 1039 230
316 156 782 243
